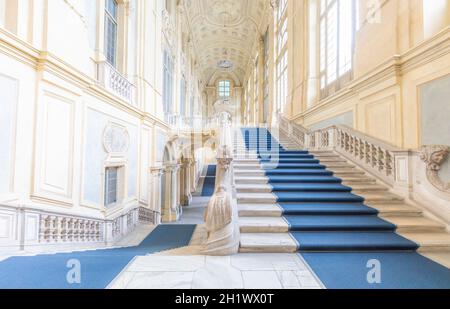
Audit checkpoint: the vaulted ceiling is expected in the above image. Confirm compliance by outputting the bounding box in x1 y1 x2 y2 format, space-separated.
183 0 269 86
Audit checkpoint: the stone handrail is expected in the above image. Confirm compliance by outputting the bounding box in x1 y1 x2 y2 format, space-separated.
97 61 135 105
278 114 411 190
279 114 450 224
202 111 240 255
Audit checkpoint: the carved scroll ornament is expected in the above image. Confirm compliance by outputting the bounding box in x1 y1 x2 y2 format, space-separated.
420 145 450 193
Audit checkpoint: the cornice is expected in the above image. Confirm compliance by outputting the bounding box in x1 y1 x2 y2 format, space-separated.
0 28 172 132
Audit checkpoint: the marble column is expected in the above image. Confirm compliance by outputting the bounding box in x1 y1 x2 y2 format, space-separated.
190 159 198 193
162 163 181 222
180 158 193 206
149 166 164 224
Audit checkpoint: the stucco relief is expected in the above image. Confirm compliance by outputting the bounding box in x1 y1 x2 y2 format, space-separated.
103 123 130 155
420 145 450 193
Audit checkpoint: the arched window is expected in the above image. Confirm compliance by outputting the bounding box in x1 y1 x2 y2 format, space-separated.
218 80 231 98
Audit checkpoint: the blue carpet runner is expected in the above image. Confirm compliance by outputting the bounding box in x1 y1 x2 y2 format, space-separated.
242 127 450 288
201 165 216 196
0 224 196 289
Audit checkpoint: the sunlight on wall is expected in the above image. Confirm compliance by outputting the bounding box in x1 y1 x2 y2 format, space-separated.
0 0 5 28
423 0 450 38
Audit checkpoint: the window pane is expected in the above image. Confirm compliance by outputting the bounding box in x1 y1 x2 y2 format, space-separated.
339 0 353 76
106 0 117 19
105 167 118 207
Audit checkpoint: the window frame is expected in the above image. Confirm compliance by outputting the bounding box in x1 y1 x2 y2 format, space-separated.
104 166 119 208
275 0 288 115
218 80 231 99
163 50 174 116
104 0 119 68
319 0 357 99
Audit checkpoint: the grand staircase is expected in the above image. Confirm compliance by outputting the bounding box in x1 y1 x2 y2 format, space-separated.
235 128 450 258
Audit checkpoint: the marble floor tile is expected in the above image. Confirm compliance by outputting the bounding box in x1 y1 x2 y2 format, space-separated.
124 271 194 289
110 253 324 289
242 271 283 289
127 255 206 272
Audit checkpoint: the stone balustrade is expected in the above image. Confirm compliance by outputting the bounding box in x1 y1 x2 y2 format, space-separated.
277 114 450 223
278 114 411 192
97 61 135 105
0 204 156 250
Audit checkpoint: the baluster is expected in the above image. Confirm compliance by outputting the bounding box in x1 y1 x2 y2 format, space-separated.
60 218 67 242
67 218 73 242
359 139 364 160
378 147 385 172
371 144 377 168
365 142 371 164
385 151 393 176
79 220 85 242
73 219 79 242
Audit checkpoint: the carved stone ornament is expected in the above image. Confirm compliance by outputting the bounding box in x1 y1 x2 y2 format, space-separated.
162 9 175 47
103 124 130 155
204 186 232 233
420 145 450 193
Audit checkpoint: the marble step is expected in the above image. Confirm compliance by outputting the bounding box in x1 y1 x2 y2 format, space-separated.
238 203 283 217
350 184 389 192
238 202 422 218
368 203 422 217
239 216 445 234
235 176 269 184
421 252 450 268
234 162 354 169
362 193 405 204
239 217 289 233
235 184 357 194
401 232 450 252
237 192 404 205
383 216 446 233
239 233 297 253
238 193 277 204
342 178 378 185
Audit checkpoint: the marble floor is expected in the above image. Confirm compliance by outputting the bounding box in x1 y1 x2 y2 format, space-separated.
108 253 324 289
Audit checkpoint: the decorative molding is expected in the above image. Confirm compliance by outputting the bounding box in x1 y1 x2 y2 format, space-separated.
420 145 450 193
103 123 130 155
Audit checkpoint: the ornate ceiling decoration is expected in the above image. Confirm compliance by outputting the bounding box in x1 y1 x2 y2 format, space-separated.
183 0 268 86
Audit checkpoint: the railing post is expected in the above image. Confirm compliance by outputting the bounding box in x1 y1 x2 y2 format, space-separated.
202 111 240 255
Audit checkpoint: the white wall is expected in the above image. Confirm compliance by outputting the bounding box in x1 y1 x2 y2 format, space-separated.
0 74 17 195
421 74 450 182
82 104 139 208
0 0 5 28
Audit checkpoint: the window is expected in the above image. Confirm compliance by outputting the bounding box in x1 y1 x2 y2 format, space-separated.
163 50 174 116
105 167 118 207
218 80 231 98
104 0 118 67
319 0 356 97
275 0 288 114
180 77 186 116
254 56 259 107
263 30 270 123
